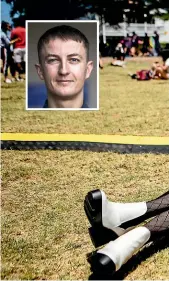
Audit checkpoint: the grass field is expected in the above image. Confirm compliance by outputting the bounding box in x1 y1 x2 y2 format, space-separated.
1 58 169 280
1 57 169 136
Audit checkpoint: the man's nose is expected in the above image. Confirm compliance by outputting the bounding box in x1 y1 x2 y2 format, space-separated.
58 60 70 75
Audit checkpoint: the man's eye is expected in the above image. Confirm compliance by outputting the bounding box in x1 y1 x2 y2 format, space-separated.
69 58 80 63
47 58 59 63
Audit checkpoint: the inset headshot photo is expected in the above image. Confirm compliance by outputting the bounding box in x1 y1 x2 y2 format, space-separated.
26 20 99 110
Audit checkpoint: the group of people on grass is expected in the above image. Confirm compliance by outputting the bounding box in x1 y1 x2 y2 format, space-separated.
129 50 169 80
121 31 161 58
99 30 165 71
99 40 169 81
100 50 169 80
0 17 26 83
112 31 161 60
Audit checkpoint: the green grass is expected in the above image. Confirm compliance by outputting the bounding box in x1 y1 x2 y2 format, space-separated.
1 58 169 136
1 58 169 280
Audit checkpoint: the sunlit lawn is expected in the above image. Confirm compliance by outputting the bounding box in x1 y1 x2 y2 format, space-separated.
1 58 169 280
1 57 169 136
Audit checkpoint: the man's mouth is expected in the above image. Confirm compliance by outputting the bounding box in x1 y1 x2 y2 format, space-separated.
56 80 74 86
57 80 73 82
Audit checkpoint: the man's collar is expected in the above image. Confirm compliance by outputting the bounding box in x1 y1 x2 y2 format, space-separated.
43 99 89 108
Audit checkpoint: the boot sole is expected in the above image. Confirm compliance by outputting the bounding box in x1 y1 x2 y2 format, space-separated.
84 189 118 247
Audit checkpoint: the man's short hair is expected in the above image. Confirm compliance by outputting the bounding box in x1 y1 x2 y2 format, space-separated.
37 25 89 62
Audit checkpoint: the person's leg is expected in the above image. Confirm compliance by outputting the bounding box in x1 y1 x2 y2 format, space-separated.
145 210 169 239
20 48 26 76
84 189 169 247
13 48 24 80
130 47 136 56
99 58 103 69
128 73 138 79
2 47 12 83
87 210 169 275
8 51 17 80
3 48 8 78
0 49 4 73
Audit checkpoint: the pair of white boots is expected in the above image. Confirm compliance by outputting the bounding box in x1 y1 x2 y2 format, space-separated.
84 189 151 274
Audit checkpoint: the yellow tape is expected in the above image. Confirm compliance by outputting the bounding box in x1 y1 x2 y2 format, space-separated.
1 133 169 145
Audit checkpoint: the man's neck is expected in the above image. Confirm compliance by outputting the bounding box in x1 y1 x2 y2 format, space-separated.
47 93 84 108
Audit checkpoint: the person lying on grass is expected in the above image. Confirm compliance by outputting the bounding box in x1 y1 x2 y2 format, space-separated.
128 50 169 81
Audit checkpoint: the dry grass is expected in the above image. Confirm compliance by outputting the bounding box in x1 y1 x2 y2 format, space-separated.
1 58 169 280
1 58 169 136
1 151 169 280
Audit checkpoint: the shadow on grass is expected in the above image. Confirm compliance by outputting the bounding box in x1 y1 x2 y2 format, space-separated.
88 235 169 280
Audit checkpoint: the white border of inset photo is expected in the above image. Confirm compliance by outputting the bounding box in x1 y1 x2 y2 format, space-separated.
26 20 99 111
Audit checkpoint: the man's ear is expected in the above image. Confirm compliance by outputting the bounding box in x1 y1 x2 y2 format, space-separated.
85 61 93 79
35 63 44 80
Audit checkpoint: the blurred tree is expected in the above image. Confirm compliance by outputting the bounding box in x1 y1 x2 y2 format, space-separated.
2 0 169 25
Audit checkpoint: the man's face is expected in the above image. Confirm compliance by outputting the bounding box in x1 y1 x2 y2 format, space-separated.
35 38 93 98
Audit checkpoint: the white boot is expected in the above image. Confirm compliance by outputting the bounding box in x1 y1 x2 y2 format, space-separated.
98 226 150 271
85 189 147 231
84 189 147 247
101 190 147 229
88 226 151 274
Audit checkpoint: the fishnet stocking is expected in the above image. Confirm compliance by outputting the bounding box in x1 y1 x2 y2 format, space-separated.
145 210 169 240
147 191 169 215
121 190 169 228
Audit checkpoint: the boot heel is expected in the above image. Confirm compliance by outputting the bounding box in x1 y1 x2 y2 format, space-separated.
87 250 116 274
84 189 102 226
89 225 118 248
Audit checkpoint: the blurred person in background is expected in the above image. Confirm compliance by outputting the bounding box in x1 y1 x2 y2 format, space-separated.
123 33 132 57
11 17 26 81
111 41 126 67
153 31 161 56
130 31 139 56
0 21 18 83
142 33 150 56
128 51 169 81
154 50 169 79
